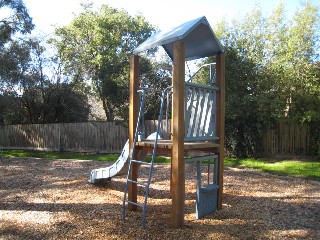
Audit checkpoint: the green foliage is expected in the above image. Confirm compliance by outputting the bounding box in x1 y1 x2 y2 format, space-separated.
210 2 320 157
225 158 320 180
0 0 34 47
0 37 91 124
1 3 170 125
2 0 100 124
139 55 172 120
52 5 157 121
1 149 119 161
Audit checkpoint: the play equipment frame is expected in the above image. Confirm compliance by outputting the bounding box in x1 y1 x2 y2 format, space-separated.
128 43 225 228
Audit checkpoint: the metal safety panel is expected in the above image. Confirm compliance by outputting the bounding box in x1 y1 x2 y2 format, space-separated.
184 82 219 141
195 155 219 219
196 184 219 219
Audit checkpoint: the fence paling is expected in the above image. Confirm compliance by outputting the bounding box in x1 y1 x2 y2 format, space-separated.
0 122 128 153
259 120 311 156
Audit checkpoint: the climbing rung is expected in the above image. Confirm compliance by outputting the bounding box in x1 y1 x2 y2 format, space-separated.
127 179 149 187
125 200 144 208
131 159 151 165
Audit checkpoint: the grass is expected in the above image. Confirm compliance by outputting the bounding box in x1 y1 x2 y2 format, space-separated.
1 149 319 180
225 157 320 181
0 149 170 163
0 149 120 161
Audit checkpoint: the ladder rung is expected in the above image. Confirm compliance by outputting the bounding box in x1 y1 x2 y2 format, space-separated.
131 159 151 165
125 200 144 208
127 179 149 187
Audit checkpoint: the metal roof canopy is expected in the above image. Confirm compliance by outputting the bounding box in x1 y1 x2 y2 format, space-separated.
133 16 224 61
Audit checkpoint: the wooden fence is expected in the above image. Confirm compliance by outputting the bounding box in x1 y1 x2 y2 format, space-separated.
257 119 311 156
0 122 128 153
0 120 313 156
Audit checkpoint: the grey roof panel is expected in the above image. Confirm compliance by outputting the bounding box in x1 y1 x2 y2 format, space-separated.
133 16 223 61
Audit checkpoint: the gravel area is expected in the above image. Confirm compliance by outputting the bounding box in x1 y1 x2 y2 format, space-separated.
1 157 319 239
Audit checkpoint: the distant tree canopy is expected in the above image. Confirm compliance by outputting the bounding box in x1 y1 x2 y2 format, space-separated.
0 0 34 47
52 4 162 121
0 1 90 124
207 2 320 157
0 36 90 125
0 3 171 125
0 0 33 83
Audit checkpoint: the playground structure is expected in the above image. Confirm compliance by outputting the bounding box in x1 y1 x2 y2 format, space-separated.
88 16 224 228
122 16 225 228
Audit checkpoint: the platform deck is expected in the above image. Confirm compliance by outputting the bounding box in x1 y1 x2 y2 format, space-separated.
135 140 220 154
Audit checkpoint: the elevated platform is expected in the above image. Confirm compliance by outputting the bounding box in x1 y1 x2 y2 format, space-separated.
135 140 220 155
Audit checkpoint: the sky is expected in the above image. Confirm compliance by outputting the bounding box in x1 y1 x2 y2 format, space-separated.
23 0 308 36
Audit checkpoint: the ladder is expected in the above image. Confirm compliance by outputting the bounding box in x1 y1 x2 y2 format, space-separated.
122 87 171 227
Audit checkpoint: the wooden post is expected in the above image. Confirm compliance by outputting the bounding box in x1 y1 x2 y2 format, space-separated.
170 66 174 199
171 41 185 228
128 55 140 211
215 53 225 209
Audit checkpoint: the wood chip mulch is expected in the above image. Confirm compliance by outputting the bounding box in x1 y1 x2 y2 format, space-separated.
0 157 319 239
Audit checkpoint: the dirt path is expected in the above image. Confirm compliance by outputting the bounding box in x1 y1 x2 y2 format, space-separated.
1 157 319 239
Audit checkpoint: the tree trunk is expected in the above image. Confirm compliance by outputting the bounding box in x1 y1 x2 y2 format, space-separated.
102 98 114 121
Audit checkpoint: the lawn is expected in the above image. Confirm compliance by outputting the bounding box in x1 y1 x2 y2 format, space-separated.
0 149 170 163
224 157 320 181
0 149 120 161
1 149 319 180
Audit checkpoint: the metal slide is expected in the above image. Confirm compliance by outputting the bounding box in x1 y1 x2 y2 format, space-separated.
88 140 130 184
88 133 159 184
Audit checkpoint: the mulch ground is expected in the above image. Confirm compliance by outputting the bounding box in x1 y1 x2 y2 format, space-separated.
0 157 319 240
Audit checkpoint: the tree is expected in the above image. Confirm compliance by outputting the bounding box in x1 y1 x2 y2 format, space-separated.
52 4 156 121
0 36 90 125
0 0 34 48
0 2 92 125
0 0 34 124
139 54 172 120
210 5 281 157
285 2 320 119
209 2 319 157
0 4 33 91
278 3 320 156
